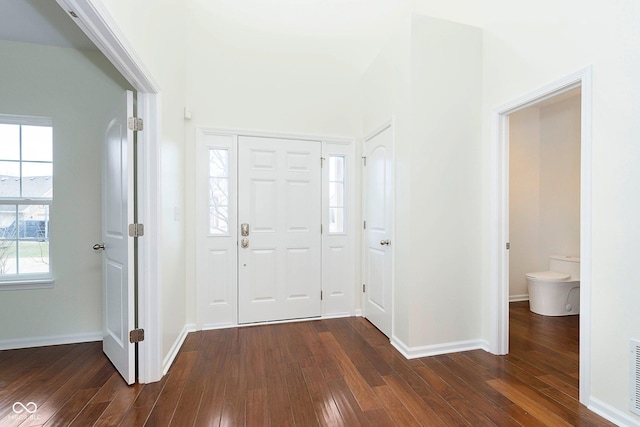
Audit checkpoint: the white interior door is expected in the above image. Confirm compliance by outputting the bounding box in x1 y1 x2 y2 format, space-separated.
238 136 322 324
101 90 135 384
363 124 393 337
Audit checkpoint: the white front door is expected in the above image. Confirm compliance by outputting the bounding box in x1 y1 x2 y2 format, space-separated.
101 90 135 384
237 136 322 324
363 124 394 337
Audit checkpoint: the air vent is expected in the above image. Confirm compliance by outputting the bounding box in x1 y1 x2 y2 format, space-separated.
632 339 640 416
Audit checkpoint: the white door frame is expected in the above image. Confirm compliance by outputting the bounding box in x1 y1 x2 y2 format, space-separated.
489 66 593 404
56 0 163 383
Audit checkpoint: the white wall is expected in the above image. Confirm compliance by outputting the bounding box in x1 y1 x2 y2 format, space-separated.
509 95 581 299
412 0 484 27
363 15 483 350
100 0 188 359
539 95 581 262
509 107 542 298
408 15 483 348
183 0 365 325
481 0 640 420
0 40 131 345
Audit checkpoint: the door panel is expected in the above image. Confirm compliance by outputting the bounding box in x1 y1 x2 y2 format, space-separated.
364 124 393 337
197 134 238 329
102 90 135 384
238 136 321 324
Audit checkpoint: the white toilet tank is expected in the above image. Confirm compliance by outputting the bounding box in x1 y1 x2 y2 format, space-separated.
549 255 580 279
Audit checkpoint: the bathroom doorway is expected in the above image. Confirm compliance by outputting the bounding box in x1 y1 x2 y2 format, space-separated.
490 67 593 404
508 88 582 304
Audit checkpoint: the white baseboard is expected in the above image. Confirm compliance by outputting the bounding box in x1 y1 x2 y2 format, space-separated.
354 309 362 317
201 322 237 331
391 336 490 359
588 397 640 427
321 312 354 319
509 294 529 302
0 331 102 351
162 323 196 375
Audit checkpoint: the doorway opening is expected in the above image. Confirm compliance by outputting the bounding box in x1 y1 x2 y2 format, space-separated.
58 0 163 383
508 88 582 307
490 67 593 404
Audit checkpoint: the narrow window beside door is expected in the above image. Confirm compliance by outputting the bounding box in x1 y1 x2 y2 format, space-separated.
209 148 229 235
328 155 345 233
0 116 53 286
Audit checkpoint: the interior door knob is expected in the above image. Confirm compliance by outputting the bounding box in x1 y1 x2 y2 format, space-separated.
380 240 390 246
93 243 105 251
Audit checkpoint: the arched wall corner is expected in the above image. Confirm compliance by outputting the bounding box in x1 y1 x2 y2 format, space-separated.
55 0 163 383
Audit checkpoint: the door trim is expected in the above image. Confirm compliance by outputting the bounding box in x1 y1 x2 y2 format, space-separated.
489 66 593 405
56 0 162 383
361 118 395 339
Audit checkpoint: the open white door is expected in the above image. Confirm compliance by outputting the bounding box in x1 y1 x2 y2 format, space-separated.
363 124 393 337
237 136 322 324
99 90 135 384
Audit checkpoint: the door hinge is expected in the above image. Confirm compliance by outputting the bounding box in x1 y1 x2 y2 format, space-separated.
129 223 144 237
321 224 323 234
506 242 510 250
321 157 325 168
321 290 323 300
129 328 144 343
127 117 143 132
363 220 366 230
362 284 366 293
362 156 367 166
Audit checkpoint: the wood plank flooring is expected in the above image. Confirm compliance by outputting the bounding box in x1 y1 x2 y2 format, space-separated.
0 302 615 426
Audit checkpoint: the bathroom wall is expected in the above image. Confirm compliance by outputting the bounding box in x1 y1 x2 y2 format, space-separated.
509 94 581 299
539 96 581 264
509 107 542 299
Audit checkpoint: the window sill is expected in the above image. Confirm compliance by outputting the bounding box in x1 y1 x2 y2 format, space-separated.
0 276 55 291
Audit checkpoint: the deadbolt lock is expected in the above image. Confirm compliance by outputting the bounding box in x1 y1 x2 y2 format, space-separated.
241 223 250 236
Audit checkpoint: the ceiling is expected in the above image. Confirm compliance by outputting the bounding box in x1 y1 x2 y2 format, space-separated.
0 0 95 50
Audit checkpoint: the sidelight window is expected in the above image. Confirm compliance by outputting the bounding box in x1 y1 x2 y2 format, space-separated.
328 155 345 233
209 148 229 235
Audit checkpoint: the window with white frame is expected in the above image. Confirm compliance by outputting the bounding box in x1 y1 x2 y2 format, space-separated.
328 155 345 233
0 116 52 281
209 148 229 235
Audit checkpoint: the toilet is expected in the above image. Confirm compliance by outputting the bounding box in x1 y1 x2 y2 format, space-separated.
525 255 580 316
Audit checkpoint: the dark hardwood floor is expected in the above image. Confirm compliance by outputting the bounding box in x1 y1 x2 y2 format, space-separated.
0 302 614 426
